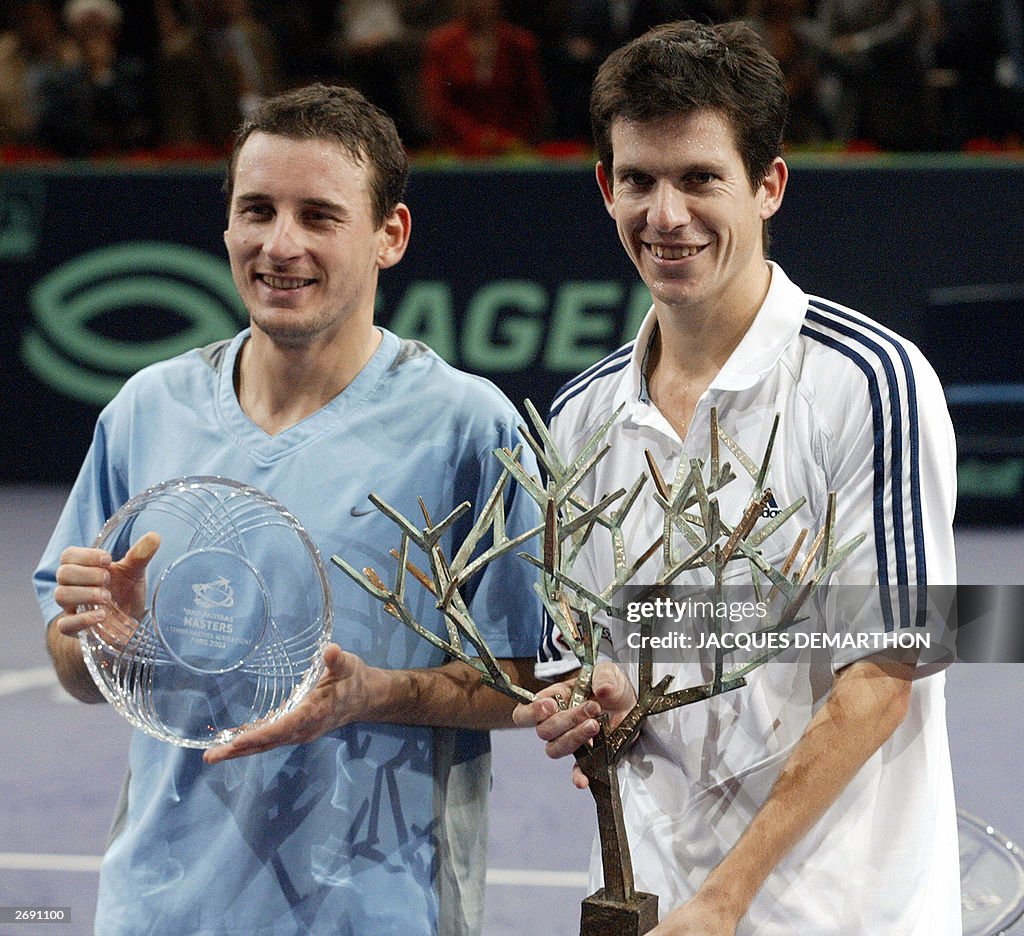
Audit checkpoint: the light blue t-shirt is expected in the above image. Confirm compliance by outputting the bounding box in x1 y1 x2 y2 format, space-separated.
35 328 542 936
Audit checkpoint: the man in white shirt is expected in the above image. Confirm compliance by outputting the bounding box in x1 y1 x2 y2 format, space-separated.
514 19 961 936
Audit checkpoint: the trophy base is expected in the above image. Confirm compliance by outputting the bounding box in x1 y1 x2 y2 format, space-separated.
580 888 660 936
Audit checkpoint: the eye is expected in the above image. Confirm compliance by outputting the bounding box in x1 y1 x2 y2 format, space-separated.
620 171 653 190
238 202 271 220
301 206 343 226
686 171 717 187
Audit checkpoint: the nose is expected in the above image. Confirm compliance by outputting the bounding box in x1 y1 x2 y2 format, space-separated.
647 182 691 232
264 212 302 262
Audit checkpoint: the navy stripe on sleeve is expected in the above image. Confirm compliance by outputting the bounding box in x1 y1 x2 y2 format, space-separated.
548 344 633 420
809 300 927 628
538 609 561 663
801 324 895 631
552 354 630 419
807 309 909 627
802 304 925 631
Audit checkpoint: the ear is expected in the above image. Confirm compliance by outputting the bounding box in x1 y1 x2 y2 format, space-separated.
759 157 787 221
377 203 411 269
595 161 615 217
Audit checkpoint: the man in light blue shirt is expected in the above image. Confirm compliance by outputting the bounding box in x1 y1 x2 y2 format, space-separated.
36 83 542 936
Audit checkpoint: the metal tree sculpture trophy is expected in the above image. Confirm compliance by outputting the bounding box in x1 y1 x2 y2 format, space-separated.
332 401 863 936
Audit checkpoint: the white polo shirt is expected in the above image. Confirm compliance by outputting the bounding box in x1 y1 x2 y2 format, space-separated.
538 263 961 935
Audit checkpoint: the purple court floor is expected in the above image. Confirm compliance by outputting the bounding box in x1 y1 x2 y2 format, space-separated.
2 486 1022 935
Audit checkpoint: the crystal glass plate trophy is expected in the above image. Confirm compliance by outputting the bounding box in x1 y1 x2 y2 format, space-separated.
79 477 332 748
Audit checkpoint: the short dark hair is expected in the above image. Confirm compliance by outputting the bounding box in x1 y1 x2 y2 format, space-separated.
591 20 788 192
224 84 409 228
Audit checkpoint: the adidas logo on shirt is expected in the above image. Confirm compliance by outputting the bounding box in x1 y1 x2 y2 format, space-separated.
762 492 783 519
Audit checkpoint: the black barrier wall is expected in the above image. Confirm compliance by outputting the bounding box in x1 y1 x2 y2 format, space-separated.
2 159 1022 523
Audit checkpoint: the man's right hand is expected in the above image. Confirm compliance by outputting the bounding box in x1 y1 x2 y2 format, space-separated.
53 532 161 638
512 661 636 789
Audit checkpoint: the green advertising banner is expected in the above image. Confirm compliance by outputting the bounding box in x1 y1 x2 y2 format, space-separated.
2 160 1022 523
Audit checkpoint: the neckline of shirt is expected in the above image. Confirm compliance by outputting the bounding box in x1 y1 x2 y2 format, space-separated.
215 327 402 462
617 262 808 426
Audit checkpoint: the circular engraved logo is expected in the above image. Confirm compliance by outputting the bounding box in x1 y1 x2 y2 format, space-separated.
152 548 269 675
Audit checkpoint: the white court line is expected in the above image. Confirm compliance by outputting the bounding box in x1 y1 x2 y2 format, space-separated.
0 667 57 697
0 853 587 888
0 853 102 873
486 869 588 888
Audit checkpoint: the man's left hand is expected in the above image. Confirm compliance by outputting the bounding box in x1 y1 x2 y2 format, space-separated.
203 643 369 763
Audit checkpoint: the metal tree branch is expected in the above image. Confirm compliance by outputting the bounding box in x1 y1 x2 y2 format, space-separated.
329 401 864 919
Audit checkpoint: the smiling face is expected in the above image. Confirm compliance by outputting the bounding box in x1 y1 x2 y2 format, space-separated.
224 132 409 350
597 110 786 325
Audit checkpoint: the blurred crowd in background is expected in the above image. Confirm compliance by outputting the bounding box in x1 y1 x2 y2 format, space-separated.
2 0 1023 161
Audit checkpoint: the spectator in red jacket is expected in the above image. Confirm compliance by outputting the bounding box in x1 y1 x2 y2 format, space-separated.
421 0 547 156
